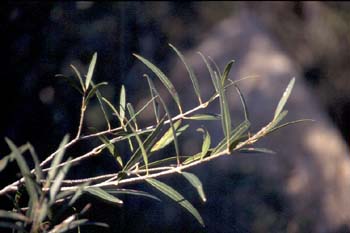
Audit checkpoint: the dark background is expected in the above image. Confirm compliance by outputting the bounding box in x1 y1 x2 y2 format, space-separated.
1 2 350 233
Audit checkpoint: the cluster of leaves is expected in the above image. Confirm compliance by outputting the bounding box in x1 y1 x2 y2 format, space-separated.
0 44 306 232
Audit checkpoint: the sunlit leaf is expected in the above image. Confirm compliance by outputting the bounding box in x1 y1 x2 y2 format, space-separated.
28 143 43 182
169 43 202 104
239 148 275 154
208 56 221 78
127 103 137 128
85 187 123 205
146 178 205 227
119 85 126 127
215 71 231 150
274 78 295 120
85 52 97 90
92 81 111 130
134 54 182 113
182 172 207 202
213 120 250 154
124 117 166 171
48 135 69 182
185 113 220 121
197 128 211 160
221 60 235 85
151 120 182 152
268 119 314 135
5 138 39 206
50 158 72 204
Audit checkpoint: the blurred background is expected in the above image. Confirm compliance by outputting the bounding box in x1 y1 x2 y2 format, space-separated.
2 2 350 233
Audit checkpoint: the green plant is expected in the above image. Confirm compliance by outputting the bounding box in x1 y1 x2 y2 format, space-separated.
0 44 308 232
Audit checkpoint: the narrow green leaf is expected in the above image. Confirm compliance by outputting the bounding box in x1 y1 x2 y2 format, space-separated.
221 60 235 85
97 134 123 167
208 56 221 78
198 52 217 92
85 187 123 205
124 117 166 171
27 143 43 182
213 120 250 154
268 110 288 131
91 81 111 130
151 120 182 152
127 123 149 173
146 178 205 227
105 189 160 201
185 113 220 121
70 64 85 92
148 84 181 164
127 103 137 128
183 151 207 165
50 158 72 204
144 74 160 123
169 43 202 104
5 138 38 205
274 78 295 120
215 71 231 150
268 119 314 135
234 84 249 122
140 156 189 169
85 82 108 104
0 210 30 222
239 148 276 154
182 172 207 202
102 97 124 126
48 135 69 182
119 85 126 127
134 54 182 113
124 95 158 129
197 128 211 160
85 52 97 90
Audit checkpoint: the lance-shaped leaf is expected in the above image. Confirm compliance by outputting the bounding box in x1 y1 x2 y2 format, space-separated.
134 54 182 113
127 103 137 129
85 82 108 106
85 187 123 205
267 118 314 135
105 189 160 201
124 96 158 129
50 158 72 204
146 178 205 227
273 78 295 120
70 64 85 92
221 60 235 85
97 134 123 167
215 71 231 151
127 122 149 173
197 128 211 160
48 135 69 183
234 84 249 122
144 74 160 123
198 52 218 92
92 81 111 130
28 143 43 182
185 113 220 121
151 120 182 152
182 172 207 202
239 148 275 154
0 143 31 172
208 56 221 78
119 85 126 127
213 120 250 154
5 138 39 207
123 117 166 171
169 43 202 104
85 52 97 90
